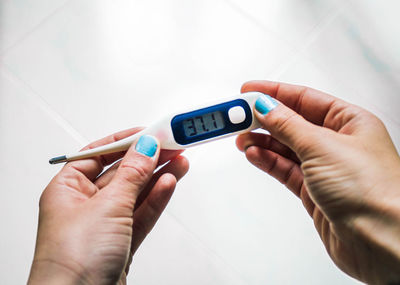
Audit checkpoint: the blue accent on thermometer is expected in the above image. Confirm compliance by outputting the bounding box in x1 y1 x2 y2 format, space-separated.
49 92 263 164
171 99 252 145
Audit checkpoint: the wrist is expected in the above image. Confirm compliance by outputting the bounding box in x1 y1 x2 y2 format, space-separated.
28 259 92 285
348 177 400 284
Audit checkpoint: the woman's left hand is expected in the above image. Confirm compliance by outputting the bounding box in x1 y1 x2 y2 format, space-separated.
28 128 189 285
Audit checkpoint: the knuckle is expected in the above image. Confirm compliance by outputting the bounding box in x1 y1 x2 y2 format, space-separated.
274 110 298 135
119 161 151 187
39 188 49 209
362 110 382 125
267 154 279 174
133 217 151 236
59 167 88 190
283 163 297 185
294 86 308 113
346 106 385 131
146 197 162 217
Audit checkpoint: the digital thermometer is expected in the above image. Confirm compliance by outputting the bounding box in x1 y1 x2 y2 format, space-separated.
49 92 262 164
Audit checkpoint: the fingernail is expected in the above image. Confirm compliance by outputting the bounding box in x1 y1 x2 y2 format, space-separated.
135 135 158 157
255 94 278 115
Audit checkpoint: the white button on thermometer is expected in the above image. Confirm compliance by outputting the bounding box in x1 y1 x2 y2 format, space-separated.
49 92 263 164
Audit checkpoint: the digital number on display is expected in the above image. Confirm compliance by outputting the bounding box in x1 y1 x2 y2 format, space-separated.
182 111 225 137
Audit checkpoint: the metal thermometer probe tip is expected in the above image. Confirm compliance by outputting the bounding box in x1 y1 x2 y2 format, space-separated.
49 155 68 165
48 131 144 165
48 92 263 165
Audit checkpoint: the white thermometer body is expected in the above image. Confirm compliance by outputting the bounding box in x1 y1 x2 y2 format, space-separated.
49 92 262 164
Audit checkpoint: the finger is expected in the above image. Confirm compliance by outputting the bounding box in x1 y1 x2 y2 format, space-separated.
245 146 304 196
236 132 300 163
130 173 177 255
252 93 329 159
124 157 188 276
245 144 317 220
300 183 316 218
312 207 329 242
102 135 160 205
242 80 348 126
62 127 144 181
94 161 121 189
134 155 189 210
158 149 185 166
94 151 186 189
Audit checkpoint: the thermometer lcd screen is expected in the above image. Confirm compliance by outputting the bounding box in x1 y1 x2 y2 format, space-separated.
171 98 252 145
182 111 225 137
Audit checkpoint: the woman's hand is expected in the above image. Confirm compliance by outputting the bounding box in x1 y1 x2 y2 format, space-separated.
28 128 189 285
236 81 400 284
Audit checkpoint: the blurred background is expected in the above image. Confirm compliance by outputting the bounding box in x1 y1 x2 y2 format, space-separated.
1 0 399 284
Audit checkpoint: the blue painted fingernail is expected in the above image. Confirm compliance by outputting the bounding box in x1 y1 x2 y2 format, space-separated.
135 135 158 157
255 94 278 115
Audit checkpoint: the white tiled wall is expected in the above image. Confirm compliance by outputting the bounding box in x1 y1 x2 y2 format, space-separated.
1 0 398 284
0 68 80 285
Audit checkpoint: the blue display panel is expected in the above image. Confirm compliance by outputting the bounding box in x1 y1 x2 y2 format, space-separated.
171 99 252 145
182 111 225 137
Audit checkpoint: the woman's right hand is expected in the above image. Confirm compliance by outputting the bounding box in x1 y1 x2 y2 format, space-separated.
236 80 400 284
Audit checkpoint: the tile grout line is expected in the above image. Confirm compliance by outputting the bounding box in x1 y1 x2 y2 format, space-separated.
265 0 400 129
1 63 89 146
270 3 349 80
163 210 250 285
0 0 72 57
159 5 353 281
222 0 294 50
1 59 248 282
223 0 351 81
299 44 400 127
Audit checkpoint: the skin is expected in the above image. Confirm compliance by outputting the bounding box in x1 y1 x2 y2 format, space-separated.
29 80 400 284
28 128 189 285
236 80 400 284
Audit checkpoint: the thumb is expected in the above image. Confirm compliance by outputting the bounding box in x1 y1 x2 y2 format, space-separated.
103 135 160 203
254 94 323 158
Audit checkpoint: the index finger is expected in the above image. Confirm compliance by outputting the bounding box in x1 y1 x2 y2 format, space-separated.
61 128 184 181
62 127 144 181
241 80 347 126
